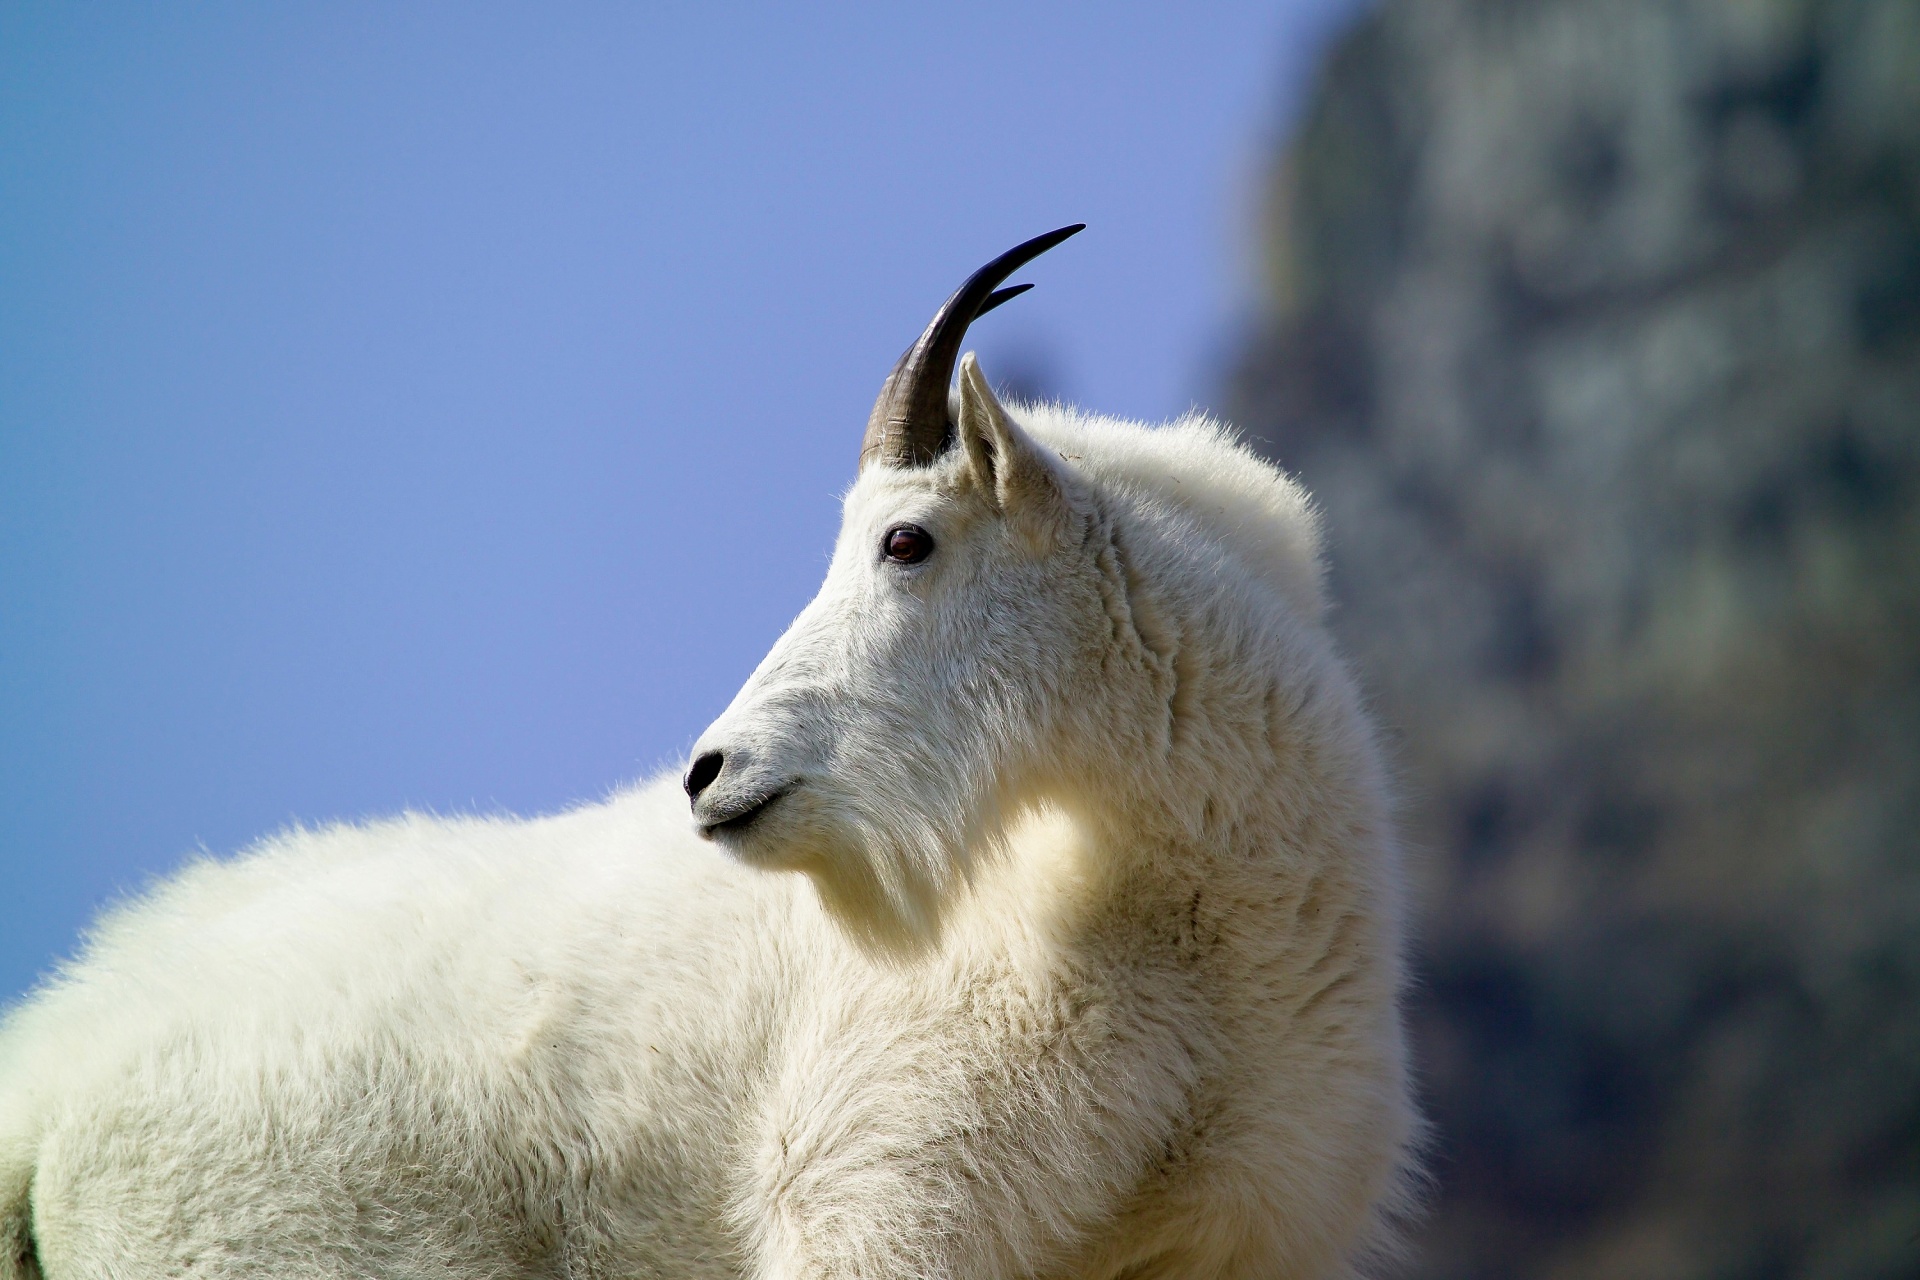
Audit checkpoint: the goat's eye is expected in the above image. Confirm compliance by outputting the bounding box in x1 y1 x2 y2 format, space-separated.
883 523 935 565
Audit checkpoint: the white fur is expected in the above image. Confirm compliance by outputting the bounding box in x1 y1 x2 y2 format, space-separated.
1 356 1416 1279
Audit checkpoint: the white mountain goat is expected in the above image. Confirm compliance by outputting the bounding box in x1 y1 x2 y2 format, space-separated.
0 226 1417 1279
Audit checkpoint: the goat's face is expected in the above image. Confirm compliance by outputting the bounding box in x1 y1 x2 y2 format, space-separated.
687 355 1099 947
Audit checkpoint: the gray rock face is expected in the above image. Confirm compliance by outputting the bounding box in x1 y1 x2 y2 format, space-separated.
1230 2 1920 1276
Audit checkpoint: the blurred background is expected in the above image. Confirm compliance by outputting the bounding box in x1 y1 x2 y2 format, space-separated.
2 2 1915 1277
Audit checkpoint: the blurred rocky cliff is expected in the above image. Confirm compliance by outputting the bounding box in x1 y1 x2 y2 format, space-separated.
1230 1 1920 1276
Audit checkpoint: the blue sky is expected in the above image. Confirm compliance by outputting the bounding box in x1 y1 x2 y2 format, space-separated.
0 2 1360 1001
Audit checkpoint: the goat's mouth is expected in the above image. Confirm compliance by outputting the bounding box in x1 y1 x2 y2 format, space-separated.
697 784 794 839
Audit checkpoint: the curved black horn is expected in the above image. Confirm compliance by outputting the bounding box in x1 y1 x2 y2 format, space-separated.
860 224 1084 470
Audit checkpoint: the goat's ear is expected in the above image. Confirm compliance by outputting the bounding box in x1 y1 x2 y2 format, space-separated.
955 353 1076 553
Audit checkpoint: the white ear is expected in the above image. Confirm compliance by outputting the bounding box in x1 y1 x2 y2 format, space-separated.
955 353 1076 553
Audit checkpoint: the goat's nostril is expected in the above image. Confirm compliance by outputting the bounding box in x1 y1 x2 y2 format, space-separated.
684 751 724 803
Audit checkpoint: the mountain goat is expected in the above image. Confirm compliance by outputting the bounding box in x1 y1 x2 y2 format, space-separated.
0 226 1417 1279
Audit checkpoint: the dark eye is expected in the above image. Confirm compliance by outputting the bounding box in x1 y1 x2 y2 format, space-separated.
883 523 935 565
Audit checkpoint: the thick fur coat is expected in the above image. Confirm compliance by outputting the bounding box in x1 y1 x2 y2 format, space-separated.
0 358 1416 1278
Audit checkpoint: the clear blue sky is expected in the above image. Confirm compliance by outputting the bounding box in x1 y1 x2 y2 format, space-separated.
0 2 1360 1001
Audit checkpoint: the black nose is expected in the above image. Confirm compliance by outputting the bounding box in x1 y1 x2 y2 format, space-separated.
684 750 724 803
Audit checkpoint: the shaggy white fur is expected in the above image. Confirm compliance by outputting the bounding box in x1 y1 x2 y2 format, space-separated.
0 357 1417 1279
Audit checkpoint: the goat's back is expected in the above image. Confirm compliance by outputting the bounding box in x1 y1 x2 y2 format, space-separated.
0 778 789 1278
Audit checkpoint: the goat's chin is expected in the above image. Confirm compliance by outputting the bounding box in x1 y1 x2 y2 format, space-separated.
704 790 834 874
710 794 961 958
705 819 806 871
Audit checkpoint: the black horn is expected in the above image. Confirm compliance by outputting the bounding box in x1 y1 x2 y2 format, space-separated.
860 224 1084 470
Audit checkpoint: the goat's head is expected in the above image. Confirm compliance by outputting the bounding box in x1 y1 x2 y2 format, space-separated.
687 227 1104 949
